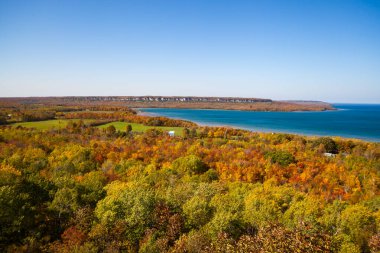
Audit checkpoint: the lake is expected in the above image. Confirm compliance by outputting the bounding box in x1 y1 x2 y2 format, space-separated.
139 104 380 142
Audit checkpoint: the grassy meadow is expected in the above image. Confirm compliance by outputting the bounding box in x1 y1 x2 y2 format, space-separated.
12 119 95 130
96 121 184 136
11 119 184 136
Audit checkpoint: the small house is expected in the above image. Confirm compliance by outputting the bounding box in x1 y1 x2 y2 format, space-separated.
168 131 175 137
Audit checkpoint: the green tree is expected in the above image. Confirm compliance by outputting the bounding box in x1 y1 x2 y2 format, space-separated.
320 200 348 234
314 137 338 154
95 181 156 249
207 211 245 239
183 195 213 229
283 197 322 229
172 155 208 175
265 150 295 166
182 183 218 229
0 113 7 125
0 185 33 245
78 171 107 205
126 124 132 134
106 125 116 136
183 128 190 139
339 204 376 252
244 184 300 228
190 128 197 138
50 187 80 218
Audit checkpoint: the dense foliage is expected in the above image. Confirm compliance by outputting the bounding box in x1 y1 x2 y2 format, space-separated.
0 107 379 252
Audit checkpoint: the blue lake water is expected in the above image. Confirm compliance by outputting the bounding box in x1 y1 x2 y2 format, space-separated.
140 104 380 142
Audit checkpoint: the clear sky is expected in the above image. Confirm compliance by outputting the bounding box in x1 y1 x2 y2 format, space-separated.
1 0 379 103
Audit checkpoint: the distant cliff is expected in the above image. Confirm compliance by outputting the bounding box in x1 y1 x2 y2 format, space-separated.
0 96 335 111
59 96 272 103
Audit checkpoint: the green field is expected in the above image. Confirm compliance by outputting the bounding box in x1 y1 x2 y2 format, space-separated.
97 121 184 136
11 119 184 136
12 119 95 130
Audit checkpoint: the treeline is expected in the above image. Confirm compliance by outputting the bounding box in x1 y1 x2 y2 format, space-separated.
64 111 196 128
1 103 196 128
20 111 56 122
0 104 136 123
0 123 379 252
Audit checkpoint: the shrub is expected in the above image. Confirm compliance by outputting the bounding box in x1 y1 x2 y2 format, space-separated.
314 137 338 154
265 150 295 166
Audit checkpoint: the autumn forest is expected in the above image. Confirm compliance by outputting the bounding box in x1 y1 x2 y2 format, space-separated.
0 101 379 253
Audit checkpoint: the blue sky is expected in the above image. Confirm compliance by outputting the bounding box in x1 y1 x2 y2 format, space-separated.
1 0 379 103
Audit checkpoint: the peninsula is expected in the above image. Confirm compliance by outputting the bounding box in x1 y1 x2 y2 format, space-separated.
0 96 334 112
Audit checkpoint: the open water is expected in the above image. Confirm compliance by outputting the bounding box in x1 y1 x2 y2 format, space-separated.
140 104 380 142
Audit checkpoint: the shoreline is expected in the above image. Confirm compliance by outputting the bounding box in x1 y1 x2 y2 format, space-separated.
138 107 380 143
129 102 335 112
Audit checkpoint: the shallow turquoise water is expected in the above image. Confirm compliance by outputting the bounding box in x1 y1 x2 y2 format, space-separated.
140 104 380 142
